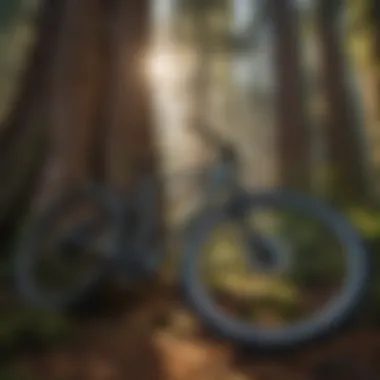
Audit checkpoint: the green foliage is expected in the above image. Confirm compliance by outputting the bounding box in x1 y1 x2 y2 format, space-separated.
0 367 29 380
347 205 380 238
0 305 71 350
345 203 380 322
0 259 71 354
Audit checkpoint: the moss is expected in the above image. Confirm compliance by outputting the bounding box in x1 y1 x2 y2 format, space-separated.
0 369 28 380
347 206 380 238
0 305 72 354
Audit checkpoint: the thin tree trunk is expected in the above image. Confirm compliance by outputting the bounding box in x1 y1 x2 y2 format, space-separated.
368 0 380 168
316 0 369 202
370 0 380 96
269 0 311 191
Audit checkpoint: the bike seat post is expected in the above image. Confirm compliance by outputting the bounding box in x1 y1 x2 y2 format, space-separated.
206 144 239 197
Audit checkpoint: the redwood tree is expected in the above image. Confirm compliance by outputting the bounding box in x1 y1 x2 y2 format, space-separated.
0 0 161 242
269 0 312 191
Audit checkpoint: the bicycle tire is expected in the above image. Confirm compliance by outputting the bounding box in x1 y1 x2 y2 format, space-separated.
181 189 369 349
14 184 125 310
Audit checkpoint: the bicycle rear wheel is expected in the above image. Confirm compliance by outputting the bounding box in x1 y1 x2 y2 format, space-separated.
181 189 369 349
14 184 125 310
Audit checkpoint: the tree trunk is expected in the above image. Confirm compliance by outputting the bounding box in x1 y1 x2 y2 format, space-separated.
1 2 162 375
0 0 64 226
368 0 380 169
269 0 311 191
316 0 369 202
103 1 158 192
369 0 380 81
34 0 106 211
1 0 162 250
16 0 159 208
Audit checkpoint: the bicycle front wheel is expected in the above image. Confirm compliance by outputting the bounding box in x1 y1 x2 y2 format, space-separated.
181 189 369 349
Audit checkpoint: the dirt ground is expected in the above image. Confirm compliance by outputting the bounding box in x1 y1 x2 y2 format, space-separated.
8 288 380 380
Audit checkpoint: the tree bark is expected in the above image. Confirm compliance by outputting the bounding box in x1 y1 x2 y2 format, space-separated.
103 0 164 258
369 0 380 170
1 0 162 247
34 0 105 211
369 0 380 77
0 0 65 220
0 2 165 372
103 0 157 193
316 0 369 202
269 0 311 191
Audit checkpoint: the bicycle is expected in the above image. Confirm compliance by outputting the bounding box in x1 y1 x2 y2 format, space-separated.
169 141 369 349
14 131 369 349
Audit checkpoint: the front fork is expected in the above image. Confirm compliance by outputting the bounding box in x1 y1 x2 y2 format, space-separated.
224 191 292 275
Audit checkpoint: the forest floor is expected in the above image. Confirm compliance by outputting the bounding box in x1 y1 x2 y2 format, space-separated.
5 286 380 380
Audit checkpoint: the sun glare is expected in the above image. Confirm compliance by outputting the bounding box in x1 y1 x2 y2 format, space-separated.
145 48 178 83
